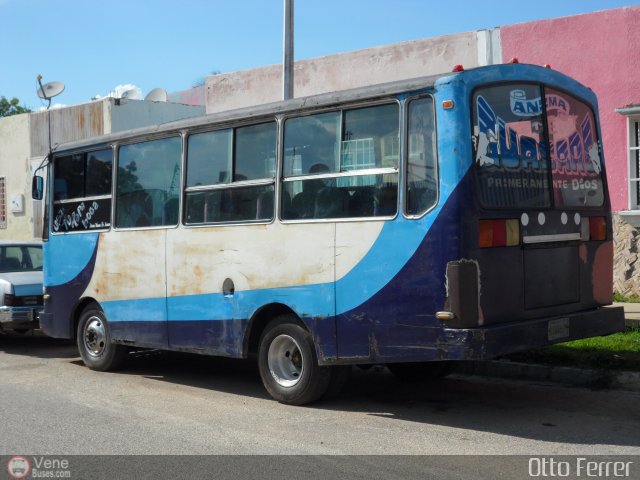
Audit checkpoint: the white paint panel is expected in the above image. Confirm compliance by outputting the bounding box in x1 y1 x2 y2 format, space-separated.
166 222 335 296
84 230 167 301
335 221 384 280
82 219 383 305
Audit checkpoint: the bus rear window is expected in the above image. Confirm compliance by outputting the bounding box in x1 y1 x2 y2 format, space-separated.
473 84 605 210
546 88 604 208
473 84 550 209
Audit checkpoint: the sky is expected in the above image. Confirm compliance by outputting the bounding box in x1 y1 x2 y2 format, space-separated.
1 0 637 109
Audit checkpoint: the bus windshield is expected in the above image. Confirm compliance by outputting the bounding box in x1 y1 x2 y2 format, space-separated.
473 84 605 209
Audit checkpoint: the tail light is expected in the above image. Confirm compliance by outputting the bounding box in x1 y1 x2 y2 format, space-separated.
479 219 520 247
580 216 607 241
3 294 42 306
589 216 607 241
4 293 23 306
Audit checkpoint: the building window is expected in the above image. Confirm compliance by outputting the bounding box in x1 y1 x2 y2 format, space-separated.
630 120 640 210
0 177 6 229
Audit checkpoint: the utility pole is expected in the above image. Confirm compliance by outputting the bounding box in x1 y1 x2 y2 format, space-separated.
283 0 294 100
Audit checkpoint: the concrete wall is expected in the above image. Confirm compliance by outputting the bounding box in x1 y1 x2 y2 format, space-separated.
168 85 206 106
205 31 498 113
501 6 640 213
0 114 34 241
108 98 205 133
30 102 105 158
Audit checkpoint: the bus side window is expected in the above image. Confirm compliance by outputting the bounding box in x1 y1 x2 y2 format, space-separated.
184 123 276 225
51 149 113 233
406 97 438 216
282 104 399 220
116 137 181 229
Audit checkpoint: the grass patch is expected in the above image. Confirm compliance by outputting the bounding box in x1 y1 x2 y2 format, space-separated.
613 292 640 303
506 328 640 371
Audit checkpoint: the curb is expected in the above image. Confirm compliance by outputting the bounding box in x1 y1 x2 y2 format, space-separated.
457 360 640 393
626 319 640 329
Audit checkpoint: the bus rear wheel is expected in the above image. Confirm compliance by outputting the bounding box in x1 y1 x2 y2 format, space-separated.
386 361 454 382
258 315 332 405
77 306 127 371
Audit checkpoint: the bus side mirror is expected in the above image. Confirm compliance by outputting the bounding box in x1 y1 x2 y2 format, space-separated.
32 176 44 200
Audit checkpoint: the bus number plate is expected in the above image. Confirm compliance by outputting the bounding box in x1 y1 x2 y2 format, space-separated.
548 318 570 341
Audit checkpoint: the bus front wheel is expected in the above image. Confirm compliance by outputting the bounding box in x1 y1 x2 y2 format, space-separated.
258 315 332 405
77 306 127 371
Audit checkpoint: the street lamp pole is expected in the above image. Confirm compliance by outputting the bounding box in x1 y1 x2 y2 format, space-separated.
283 0 294 100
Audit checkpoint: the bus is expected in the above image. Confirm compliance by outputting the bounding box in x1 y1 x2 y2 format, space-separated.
33 63 625 405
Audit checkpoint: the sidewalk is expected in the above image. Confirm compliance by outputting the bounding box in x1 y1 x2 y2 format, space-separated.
612 302 640 329
458 360 640 393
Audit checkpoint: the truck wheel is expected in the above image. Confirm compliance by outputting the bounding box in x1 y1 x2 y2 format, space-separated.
77 306 127 371
258 315 331 405
387 361 454 382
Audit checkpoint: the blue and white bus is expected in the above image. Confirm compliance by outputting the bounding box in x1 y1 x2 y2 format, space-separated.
34 63 625 404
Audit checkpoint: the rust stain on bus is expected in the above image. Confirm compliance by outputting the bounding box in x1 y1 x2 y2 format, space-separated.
90 231 166 300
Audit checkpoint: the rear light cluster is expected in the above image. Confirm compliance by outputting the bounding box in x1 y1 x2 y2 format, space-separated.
581 216 607 241
479 219 520 248
4 294 43 307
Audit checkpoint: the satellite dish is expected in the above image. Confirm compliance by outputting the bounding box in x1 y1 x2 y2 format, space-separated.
120 88 142 100
145 88 168 102
36 81 65 100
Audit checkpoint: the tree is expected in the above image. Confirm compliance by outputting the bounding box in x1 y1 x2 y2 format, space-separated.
0 96 31 117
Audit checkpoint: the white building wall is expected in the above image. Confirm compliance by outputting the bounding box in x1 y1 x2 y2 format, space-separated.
206 30 502 114
0 114 34 240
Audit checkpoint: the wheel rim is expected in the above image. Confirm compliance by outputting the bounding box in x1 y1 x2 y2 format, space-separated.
83 316 107 357
267 334 304 387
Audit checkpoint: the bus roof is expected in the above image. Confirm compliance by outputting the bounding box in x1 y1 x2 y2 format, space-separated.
51 63 581 154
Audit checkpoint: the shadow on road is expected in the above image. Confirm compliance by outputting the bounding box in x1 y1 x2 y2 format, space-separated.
4 332 639 449
115 348 640 449
0 330 77 359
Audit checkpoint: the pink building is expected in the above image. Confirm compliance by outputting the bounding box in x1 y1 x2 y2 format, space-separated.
501 6 640 212
501 6 640 295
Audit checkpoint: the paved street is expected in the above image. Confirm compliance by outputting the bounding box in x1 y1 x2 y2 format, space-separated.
1 331 639 458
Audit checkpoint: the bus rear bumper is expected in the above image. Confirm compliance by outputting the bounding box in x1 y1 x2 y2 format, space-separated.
442 306 626 361
38 311 73 339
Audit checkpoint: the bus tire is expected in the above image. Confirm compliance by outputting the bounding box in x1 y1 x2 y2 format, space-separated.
77 306 127 372
258 315 331 405
387 361 454 382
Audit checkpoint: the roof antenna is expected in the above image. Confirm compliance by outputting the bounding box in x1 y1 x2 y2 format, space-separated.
36 75 65 110
33 74 66 197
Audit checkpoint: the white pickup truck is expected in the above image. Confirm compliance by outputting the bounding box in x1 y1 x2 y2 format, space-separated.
0 241 43 333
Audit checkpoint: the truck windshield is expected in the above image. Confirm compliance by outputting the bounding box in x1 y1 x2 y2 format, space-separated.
0 245 43 272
